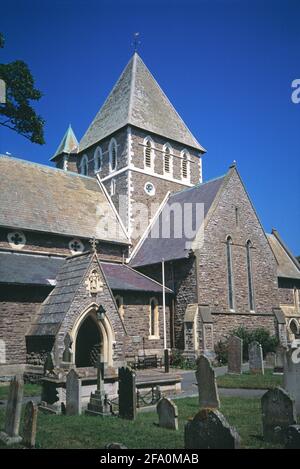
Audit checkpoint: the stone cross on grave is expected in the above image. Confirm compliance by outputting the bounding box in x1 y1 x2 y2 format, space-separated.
89 237 99 253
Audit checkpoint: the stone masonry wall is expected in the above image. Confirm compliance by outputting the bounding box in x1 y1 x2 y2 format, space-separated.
118 291 171 358
0 228 126 261
196 169 279 317
0 285 52 364
212 313 277 344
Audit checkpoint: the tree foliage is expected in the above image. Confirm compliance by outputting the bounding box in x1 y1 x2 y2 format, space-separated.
0 33 45 144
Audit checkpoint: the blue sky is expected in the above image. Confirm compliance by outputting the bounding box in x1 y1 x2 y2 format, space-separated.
1 0 299 253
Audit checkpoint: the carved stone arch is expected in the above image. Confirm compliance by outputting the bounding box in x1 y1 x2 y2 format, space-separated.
71 302 115 367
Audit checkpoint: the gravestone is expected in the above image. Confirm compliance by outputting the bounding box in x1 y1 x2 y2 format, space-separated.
285 425 300 449
157 397 178 430
66 369 82 416
261 387 296 443
86 357 110 417
284 347 300 416
62 333 73 366
0 375 23 445
195 355 220 409
248 341 264 375
274 345 286 373
23 401 38 448
184 409 241 449
265 352 276 369
228 336 243 374
118 366 136 420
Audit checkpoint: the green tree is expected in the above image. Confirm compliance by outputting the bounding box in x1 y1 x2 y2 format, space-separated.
0 33 45 144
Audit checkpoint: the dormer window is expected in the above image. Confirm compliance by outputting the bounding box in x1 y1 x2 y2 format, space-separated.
109 138 117 172
144 137 154 170
181 151 190 180
163 144 172 175
94 147 102 173
80 155 88 176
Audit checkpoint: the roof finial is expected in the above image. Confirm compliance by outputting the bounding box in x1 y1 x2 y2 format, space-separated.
89 237 99 253
132 32 141 53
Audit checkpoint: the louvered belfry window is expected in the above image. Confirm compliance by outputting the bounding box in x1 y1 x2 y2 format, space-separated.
164 147 170 173
111 143 117 171
145 140 152 167
182 153 188 178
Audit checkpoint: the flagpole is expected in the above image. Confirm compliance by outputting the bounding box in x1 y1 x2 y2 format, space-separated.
162 258 166 349
162 258 169 372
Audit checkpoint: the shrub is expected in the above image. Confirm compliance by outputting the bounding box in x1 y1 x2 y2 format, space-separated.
232 327 279 360
170 349 195 370
214 340 228 365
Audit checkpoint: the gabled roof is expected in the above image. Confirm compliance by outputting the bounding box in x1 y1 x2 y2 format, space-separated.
51 124 78 161
130 173 226 267
0 155 129 244
101 262 173 293
28 253 93 336
79 53 205 152
28 252 172 337
0 249 171 293
267 229 300 280
0 251 64 286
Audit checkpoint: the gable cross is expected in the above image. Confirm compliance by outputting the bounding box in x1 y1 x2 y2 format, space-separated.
89 237 99 253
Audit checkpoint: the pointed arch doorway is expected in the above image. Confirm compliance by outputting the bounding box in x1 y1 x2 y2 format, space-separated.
72 304 115 368
75 315 102 367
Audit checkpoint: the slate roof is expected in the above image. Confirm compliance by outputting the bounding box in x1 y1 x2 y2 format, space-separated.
0 251 64 285
267 230 300 280
0 155 129 244
130 174 226 267
29 253 172 337
29 253 92 336
102 262 173 293
79 53 205 152
51 124 79 160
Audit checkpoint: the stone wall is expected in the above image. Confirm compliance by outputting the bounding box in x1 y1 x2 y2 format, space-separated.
76 127 128 179
115 290 172 358
0 285 51 364
0 227 126 261
196 169 279 316
212 313 277 345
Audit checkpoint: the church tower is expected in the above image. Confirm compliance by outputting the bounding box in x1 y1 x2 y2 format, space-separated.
76 53 206 243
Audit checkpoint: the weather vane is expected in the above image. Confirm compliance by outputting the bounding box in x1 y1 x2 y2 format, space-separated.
132 32 141 52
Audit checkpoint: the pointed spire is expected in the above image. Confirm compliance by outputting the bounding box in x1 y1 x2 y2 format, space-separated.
51 124 79 161
79 54 205 153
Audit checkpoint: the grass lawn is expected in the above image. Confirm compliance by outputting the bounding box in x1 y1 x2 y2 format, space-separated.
217 369 283 389
0 383 41 400
0 396 284 449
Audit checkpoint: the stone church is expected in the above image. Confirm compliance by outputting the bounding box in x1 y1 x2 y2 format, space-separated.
0 53 299 376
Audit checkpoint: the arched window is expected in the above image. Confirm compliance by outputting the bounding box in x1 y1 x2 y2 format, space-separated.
115 295 124 320
246 240 255 311
149 297 159 338
80 155 88 175
163 144 172 175
181 151 190 180
144 137 154 169
226 236 235 311
109 138 117 172
94 147 102 173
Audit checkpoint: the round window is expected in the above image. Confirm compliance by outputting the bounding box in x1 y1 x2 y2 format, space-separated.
69 238 84 254
7 231 26 249
144 182 156 196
